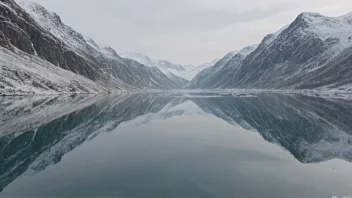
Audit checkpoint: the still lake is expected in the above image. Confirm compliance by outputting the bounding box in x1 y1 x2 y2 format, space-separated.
1 92 352 198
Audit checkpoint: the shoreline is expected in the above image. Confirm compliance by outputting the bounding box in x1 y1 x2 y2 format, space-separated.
2 89 352 100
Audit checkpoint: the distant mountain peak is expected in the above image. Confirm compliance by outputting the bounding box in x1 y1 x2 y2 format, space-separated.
288 11 352 49
19 1 64 29
120 52 217 81
298 12 324 18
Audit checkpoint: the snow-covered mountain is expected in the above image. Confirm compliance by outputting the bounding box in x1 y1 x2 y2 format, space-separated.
229 12 352 89
0 0 188 95
120 52 218 81
189 12 352 90
119 52 189 85
188 45 258 88
185 58 220 78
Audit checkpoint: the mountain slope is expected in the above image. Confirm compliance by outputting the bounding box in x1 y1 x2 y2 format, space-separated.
295 46 352 90
188 45 258 89
0 47 107 95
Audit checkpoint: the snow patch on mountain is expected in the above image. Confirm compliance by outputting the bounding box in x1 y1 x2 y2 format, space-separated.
15 0 97 59
0 47 109 95
120 52 184 81
299 12 352 48
293 12 352 72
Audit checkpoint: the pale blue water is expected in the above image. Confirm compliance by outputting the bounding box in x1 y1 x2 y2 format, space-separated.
1 93 352 198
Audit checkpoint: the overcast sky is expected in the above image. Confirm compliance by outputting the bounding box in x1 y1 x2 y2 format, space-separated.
28 0 352 65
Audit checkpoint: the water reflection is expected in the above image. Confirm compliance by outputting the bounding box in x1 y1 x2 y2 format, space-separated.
1 93 352 195
191 94 352 163
0 93 183 191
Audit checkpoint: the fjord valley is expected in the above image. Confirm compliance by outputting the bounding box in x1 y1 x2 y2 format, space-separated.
1 0 352 94
1 0 352 197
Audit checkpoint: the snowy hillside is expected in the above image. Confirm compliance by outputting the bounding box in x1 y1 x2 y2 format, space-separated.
0 47 108 95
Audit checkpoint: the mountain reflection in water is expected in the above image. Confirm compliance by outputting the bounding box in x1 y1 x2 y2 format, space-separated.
1 93 352 197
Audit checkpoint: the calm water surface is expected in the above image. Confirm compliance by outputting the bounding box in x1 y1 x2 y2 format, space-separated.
1 93 352 198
